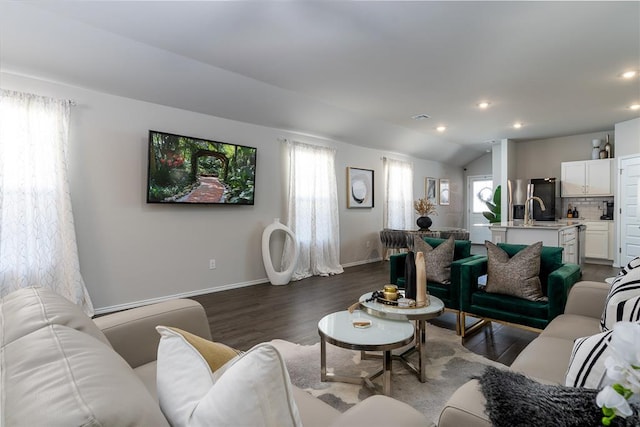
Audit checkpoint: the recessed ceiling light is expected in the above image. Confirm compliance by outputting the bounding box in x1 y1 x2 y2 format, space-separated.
622 71 638 79
478 101 490 109
630 104 640 110
411 114 431 120
436 126 447 132
513 122 523 129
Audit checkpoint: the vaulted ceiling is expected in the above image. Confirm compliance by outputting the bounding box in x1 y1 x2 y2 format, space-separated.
1 1 638 166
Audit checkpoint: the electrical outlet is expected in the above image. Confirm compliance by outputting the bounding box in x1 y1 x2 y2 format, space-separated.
209 259 216 270
366 240 371 248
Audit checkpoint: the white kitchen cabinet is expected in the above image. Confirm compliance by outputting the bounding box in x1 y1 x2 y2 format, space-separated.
584 221 609 259
561 162 587 196
559 226 578 265
561 159 613 196
608 222 615 261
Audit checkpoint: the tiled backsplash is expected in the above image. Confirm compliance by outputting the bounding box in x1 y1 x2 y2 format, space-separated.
559 197 614 220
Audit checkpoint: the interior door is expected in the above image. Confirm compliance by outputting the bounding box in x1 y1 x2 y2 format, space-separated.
620 155 640 266
467 175 493 244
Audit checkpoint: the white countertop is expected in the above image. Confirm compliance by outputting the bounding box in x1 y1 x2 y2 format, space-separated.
489 221 581 230
489 218 613 229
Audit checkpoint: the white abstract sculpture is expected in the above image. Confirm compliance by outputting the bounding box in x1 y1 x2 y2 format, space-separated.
262 219 299 285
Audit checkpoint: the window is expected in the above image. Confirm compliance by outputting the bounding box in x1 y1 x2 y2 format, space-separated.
472 179 494 213
0 90 94 314
282 140 343 279
383 157 414 229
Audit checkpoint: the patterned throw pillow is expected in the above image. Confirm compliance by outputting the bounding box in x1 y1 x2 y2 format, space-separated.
413 235 455 284
601 257 640 331
484 241 546 301
565 329 612 388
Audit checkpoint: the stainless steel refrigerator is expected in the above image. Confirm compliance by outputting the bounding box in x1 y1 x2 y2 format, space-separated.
530 178 556 221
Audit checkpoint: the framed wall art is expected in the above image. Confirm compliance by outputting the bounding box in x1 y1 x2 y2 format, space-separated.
347 167 374 208
439 178 450 205
425 177 438 204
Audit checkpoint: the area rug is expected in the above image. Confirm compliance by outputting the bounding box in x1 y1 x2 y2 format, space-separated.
271 324 505 426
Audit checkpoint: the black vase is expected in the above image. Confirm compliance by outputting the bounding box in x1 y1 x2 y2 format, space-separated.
404 251 417 300
416 216 432 230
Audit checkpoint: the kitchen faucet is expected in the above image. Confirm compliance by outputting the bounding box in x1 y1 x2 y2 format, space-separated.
524 196 546 226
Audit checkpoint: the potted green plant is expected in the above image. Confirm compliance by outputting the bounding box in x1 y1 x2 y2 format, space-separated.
482 185 501 223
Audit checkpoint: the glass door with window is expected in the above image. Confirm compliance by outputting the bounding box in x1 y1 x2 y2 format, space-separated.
467 176 493 244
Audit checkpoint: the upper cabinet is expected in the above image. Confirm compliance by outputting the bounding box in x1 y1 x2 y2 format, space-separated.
561 158 613 197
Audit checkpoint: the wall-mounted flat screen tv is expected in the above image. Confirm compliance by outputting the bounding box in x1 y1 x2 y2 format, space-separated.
147 130 257 205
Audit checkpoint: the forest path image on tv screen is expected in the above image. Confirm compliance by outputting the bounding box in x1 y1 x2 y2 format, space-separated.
177 176 225 203
147 130 257 205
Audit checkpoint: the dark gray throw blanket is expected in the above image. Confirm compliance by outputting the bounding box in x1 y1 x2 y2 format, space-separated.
476 367 640 427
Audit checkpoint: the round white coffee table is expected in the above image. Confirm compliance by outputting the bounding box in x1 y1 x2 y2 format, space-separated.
317 310 414 395
359 292 445 382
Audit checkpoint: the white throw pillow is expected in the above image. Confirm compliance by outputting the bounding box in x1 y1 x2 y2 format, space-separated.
565 329 612 389
601 257 640 331
156 326 302 427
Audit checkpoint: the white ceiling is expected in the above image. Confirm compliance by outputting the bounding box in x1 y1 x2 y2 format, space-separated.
1 1 639 166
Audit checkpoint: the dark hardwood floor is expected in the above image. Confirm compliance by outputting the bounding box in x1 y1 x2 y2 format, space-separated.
191 261 618 366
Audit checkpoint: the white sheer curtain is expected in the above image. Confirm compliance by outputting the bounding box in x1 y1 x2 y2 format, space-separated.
282 140 343 280
0 90 94 315
383 157 414 230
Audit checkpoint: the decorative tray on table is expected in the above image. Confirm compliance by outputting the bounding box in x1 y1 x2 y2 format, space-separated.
367 290 427 308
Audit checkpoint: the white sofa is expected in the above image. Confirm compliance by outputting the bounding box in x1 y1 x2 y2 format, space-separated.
438 280 611 426
1 287 428 426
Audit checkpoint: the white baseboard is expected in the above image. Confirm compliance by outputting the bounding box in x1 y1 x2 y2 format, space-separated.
585 258 614 267
341 257 383 268
93 277 269 315
94 258 383 315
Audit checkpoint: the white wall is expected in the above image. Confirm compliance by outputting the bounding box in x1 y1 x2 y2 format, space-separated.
413 158 464 230
464 152 492 177
513 130 615 181
615 117 640 158
1 72 463 311
338 148 464 262
494 139 512 224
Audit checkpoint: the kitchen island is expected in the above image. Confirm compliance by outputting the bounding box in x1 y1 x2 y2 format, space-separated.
490 221 584 265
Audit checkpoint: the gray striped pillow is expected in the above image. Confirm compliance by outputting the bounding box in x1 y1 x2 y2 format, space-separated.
600 257 640 331
564 329 612 389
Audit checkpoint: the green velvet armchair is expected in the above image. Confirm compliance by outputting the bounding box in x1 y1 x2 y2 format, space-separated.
459 243 582 337
389 237 483 334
